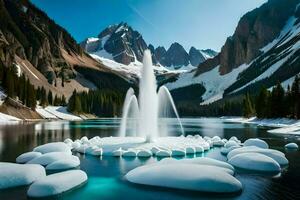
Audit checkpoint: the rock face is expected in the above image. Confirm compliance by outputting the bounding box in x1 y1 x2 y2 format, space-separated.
0 0 84 84
198 0 300 75
81 22 148 65
82 23 217 68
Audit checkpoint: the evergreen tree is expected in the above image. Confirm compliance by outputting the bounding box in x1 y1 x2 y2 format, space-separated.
48 90 53 105
243 93 255 118
255 86 269 118
291 75 300 119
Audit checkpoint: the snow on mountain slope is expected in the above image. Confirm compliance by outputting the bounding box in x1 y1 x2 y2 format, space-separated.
231 13 300 94
165 63 250 103
90 54 182 80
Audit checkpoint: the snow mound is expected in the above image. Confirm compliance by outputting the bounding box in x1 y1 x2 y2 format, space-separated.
122 149 137 157
137 150 152 157
225 141 240 148
0 162 46 189
27 170 87 198
227 146 288 165
160 157 234 171
46 159 80 170
171 149 186 156
16 151 42 164
285 143 298 149
221 146 240 155
33 142 71 154
244 138 269 149
158 158 234 175
156 150 172 157
228 153 281 172
27 152 79 166
126 163 242 193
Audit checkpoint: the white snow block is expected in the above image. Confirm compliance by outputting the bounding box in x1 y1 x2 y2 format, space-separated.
171 149 186 157
137 150 152 157
46 158 80 170
27 152 79 166
34 142 71 154
155 150 172 157
224 141 240 149
244 138 269 149
16 152 42 164
285 143 298 149
27 170 87 198
228 153 281 172
227 146 288 165
126 163 242 193
122 150 137 157
0 162 46 189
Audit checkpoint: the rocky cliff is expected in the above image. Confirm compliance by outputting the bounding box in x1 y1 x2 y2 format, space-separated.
197 0 300 75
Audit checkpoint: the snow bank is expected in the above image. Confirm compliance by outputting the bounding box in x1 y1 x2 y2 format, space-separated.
33 142 72 154
227 146 288 165
27 170 87 198
228 153 281 172
27 152 78 166
0 112 21 123
46 159 80 170
16 152 42 164
126 163 242 193
244 138 269 149
285 143 299 149
36 106 82 120
0 162 46 189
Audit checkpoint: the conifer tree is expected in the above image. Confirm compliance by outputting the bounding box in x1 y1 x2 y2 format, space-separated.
48 90 53 105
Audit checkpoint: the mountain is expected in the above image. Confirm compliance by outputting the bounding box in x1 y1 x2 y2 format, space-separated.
81 23 217 70
165 0 300 105
0 0 131 98
80 22 148 65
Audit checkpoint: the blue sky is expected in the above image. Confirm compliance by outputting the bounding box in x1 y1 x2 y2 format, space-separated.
31 0 266 51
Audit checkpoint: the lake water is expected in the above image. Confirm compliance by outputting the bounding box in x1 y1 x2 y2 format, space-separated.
0 118 300 200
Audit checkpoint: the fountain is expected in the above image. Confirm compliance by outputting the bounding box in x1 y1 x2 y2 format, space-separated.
119 50 184 141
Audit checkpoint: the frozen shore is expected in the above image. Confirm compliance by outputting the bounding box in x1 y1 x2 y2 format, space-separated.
223 117 300 134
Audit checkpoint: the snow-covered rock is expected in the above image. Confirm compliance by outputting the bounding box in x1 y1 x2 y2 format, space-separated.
122 149 137 157
0 112 21 122
16 152 42 164
33 142 71 154
27 170 87 198
228 153 281 172
126 163 242 193
285 143 299 149
137 150 152 157
244 138 269 149
0 162 46 189
225 141 240 149
112 148 124 157
46 159 80 170
221 146 240 155
171 149 186 156
227 146 288 165
156 150 172 157
27 152 78 166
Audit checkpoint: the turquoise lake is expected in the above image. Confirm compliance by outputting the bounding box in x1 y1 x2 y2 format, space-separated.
0 118 300 200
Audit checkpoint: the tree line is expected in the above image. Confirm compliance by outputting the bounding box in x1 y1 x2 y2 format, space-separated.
67 90 124 117
243 76 300 119
0 64 66 109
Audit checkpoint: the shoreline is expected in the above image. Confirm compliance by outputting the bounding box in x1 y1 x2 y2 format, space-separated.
223 117 300 135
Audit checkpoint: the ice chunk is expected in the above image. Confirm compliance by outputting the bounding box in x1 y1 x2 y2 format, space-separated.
137 150 152 157
227 146 288 165
285 143 298 149
46 159 80 170
27 152 79 166
27 170 87 198
16 152 42 164
126 163 242 193
155 150 172 157
34 142 71 154
228 153 281 172
244 138 269 149
0 162 46 189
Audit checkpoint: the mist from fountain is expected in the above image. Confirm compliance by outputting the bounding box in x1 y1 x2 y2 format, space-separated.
119 50 184 141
